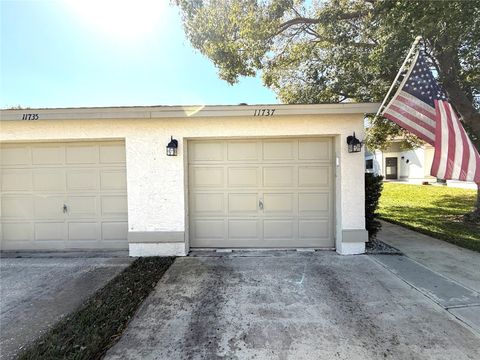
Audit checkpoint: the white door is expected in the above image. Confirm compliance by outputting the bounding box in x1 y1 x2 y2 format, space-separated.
1 141 128 251
188 138 334 248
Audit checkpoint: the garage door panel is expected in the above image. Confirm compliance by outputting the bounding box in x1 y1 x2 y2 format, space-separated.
263 141 295 160
67 196 98 217
1 170 32 191
32 145 64 165
100 169 127 190
227 141 259 161
298 166 330 187
33 169 65 192
263 166 295 187
190 166 224 187
101 196 127 217
2 222 33 242
192 219 225 240
102 222 128 241
191 193 225 215
263 193 294 214
34 222 65 241
299 139 331 161
189 142 224 162
228 220 259 239
299 219 330 239
7 241 64 251
263 220 294 240
68 222 98 241
67 170 98 190
228 193 258 213
2 196 34 218
34 196 64 218
66 145 99 164
299 193 330 214
100 144 126 164
227 167 259 187
1 141 127 251
0 146 31 166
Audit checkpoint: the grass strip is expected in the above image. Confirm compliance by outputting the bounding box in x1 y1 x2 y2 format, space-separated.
18 256 175 360
378 183 479 252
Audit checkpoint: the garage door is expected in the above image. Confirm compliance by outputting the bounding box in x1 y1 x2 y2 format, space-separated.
0 141 128 251
188 138 334 248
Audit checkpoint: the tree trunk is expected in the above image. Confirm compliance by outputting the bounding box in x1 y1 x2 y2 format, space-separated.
477 185 480 213
466 184 480 222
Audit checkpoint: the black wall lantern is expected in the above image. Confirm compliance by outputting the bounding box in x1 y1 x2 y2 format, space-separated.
346 132 363 153
166 136 178 156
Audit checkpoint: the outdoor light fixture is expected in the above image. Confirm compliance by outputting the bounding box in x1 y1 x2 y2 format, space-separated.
166 136 178 156
346 132 363 153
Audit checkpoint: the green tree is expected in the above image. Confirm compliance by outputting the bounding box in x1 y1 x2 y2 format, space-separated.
175 0 480 216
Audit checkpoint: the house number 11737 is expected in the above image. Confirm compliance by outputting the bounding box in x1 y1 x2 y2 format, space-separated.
253 109 275 117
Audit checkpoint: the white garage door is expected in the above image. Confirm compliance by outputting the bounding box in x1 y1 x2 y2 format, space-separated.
188 138 334 248
0 141 128 251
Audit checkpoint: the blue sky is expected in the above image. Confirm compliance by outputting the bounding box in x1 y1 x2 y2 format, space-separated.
0 0 278 108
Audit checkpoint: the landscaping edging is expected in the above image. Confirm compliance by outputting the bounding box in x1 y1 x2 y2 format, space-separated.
18 256 175 360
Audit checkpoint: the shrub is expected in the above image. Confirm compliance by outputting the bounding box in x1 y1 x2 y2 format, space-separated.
365 173 384 239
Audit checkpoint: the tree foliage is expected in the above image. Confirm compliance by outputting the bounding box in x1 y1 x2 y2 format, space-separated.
175 0 480 150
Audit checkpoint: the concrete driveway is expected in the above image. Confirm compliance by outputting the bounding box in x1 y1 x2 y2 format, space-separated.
0 253 132 360
105 252 480 360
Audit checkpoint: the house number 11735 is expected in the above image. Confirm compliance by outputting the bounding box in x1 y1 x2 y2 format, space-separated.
22 114 39 120
253 109 275 116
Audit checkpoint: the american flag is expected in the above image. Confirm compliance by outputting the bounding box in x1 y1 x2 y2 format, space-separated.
382 51 480 183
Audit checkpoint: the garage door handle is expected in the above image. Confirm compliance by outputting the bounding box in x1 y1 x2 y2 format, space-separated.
259 200 264 210
63 204 68 213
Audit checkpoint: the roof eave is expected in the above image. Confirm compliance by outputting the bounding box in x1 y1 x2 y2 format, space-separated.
0 103 381 121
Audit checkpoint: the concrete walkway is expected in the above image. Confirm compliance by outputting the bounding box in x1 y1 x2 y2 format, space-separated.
377 220 480 293
0 254 132 360
105 252 480 360
375 221 480 334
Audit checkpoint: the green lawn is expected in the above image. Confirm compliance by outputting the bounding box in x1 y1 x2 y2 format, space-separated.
378 183 479 252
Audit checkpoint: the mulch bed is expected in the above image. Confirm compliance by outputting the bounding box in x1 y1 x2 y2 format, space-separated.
366 238 402 255
18 256 175 360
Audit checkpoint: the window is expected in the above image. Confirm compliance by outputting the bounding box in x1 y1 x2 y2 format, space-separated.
366 159 373 170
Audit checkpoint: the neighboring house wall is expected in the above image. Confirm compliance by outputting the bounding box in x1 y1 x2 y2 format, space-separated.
369 143 435 180
367 142 475 189
365 152 380 175
1 105 374 256
424 145 435 178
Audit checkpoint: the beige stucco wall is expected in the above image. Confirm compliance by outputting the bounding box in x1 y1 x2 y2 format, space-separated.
0 113 367 254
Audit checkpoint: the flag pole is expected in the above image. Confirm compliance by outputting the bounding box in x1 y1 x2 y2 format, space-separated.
375 36 423 117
